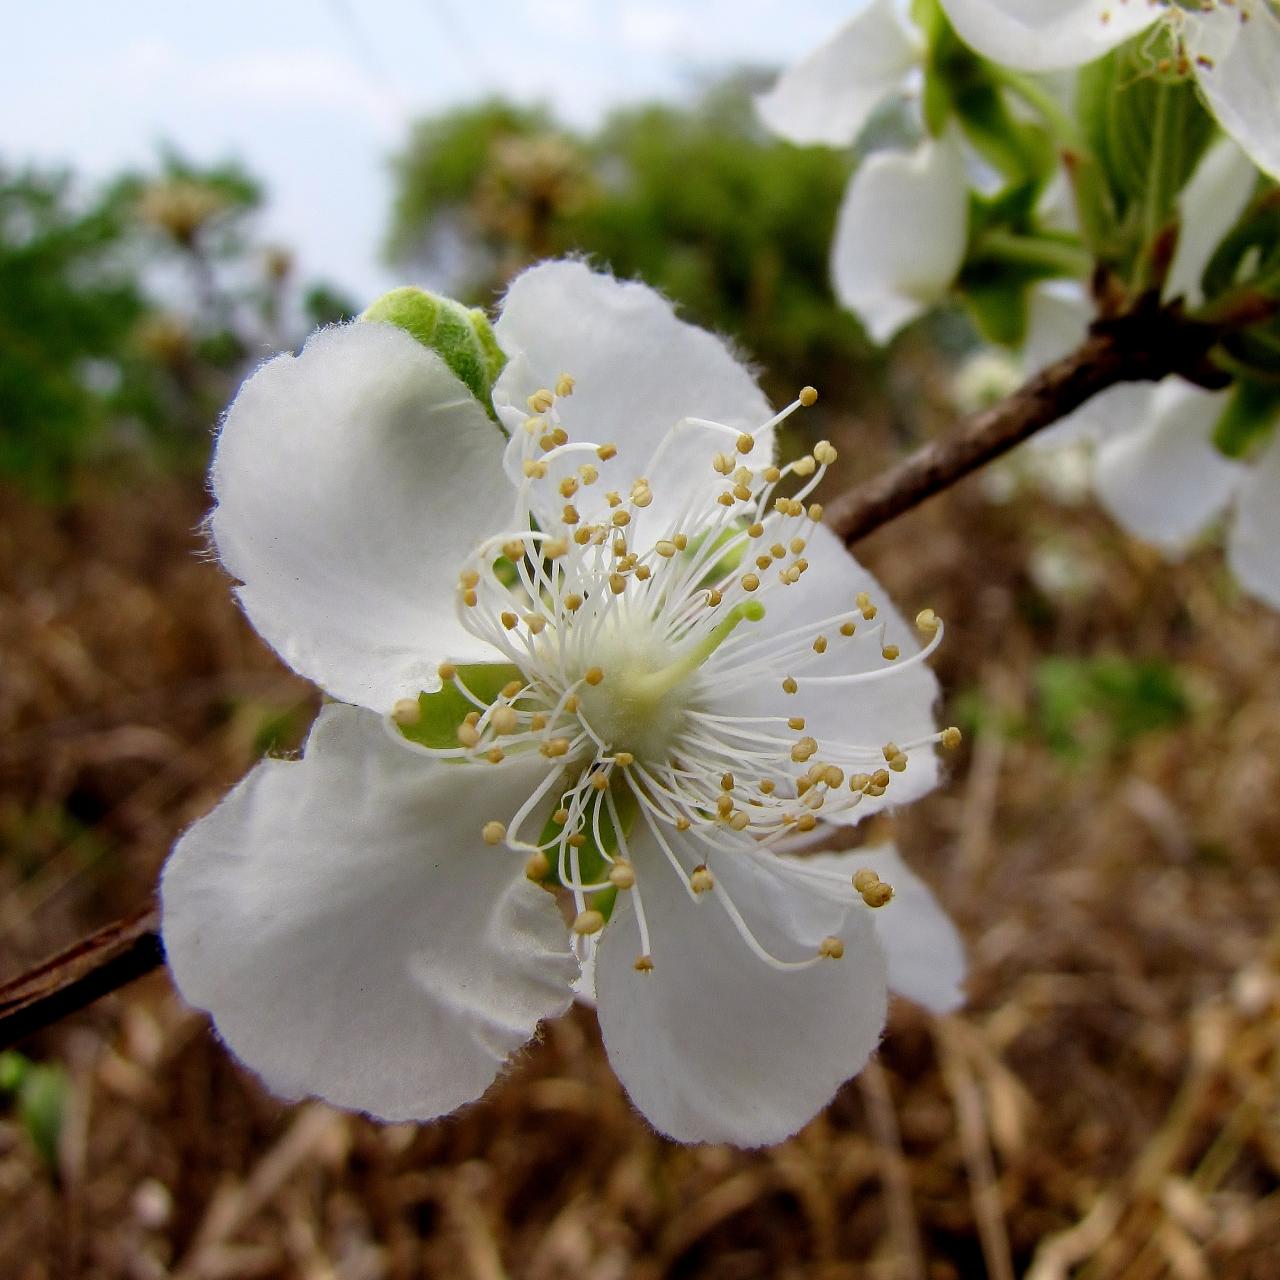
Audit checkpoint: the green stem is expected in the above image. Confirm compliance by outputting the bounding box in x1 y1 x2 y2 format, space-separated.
990 65 1079 147
976 229 1092 278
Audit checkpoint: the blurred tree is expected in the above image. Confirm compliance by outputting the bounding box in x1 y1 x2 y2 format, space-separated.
0 152 357 495
385 74 873 397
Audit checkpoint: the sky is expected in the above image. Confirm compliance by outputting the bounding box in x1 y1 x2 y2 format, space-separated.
4 0 851 302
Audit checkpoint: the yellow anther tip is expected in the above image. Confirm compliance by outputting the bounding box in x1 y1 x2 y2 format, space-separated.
942 726 963 750
634 954 655 973
525 851 551 881
609 861 636 890
799 385 818 407
584 667 605 686
819 936 844 959
736 433 755 455
391 697 421 727
572 909 605 936
481 821 506 846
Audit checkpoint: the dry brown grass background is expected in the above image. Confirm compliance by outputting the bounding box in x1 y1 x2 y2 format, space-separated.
2 394 1279 1278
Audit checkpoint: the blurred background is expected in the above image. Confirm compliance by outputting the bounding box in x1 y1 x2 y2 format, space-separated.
2 3 1278 1277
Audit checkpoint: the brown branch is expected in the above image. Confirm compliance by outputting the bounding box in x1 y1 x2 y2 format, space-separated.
1 295 1270 1049
0 904 162 1049
829 300 1242 542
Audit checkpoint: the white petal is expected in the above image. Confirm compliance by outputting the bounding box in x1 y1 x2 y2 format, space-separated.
831 132 968 345
1228 431 1280 609
492 262 773 543
161 704 576 1122
210 323 513 713
1187 4 1280 181
714 523 940 825
594 839 887 1145
937 0 1156 71
1165 139 1258 307
1022 284 1156 448
1093 380 1242 549
782 845 966 1013
756 0 922 147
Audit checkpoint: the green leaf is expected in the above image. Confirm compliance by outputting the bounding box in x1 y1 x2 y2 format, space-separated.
18 1063 68 1173
361 287 507 420
1212 378 1280 459
1076 35 1215 276
396 663 523 750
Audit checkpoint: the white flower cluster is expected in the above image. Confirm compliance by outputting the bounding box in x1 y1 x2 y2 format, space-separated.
161 262 965 1146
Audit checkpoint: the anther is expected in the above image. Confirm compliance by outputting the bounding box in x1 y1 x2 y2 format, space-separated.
609 861 636 889
729 811 750 831
573 909 605 936
791 737 818 763
388 697 421 731
888 754 907 772
793 455 816 478
562 504 580 524
721 772 735 791
764 466 781 484
942 726 963 749
872 769 891 788
482 821 506 845
853 869 880 894
457 722 481 749
525 851 551 881
573 528 592 545
609 572 627 594
770 543 786 560
539 432 557 451
590 773 609 791
527 389 554 414
612 510 631 527
614 752 635 767
541 738 571 758
716 794 734 818
529 714 547 730
782 676 798 694
690 866 715 893
490 706 519 735
566 834 585 848
635 564 651 581
916 608 940 633
734 483 753 502
524 614 547 635
501 680 523 699
555 373 575 397
808 503 823 521
839 621 856 637
706 588 723 607
824 765 844 788
819 936 844 959
799 385 818 407
813 636 828 654
741 573 760 592
794 813 817 832
849 773 870 792
656 540 677 558
523 416 545 435
759 779 776 795
564 695 580 712
584 667 605 686
553 808 570 825
882 644 900 661
485 747 505 764
713 452 735 475
605 490 622 508
551 427 568 446
813 440 837 465
579 463 599 484
597 444 618 461
634 955 655 973
863 881 894 908
673 534 688 550
675 816 691 831
544 537 569 559
736 433 754 455
718 492 735 507
502 539 524 562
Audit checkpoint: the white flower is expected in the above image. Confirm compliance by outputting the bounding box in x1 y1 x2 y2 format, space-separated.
757 3 970 343
938 0 1280 179
161 261 966 1146
1017 143 1280 608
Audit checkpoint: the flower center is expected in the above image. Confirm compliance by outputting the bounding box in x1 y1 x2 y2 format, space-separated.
391 376 959 974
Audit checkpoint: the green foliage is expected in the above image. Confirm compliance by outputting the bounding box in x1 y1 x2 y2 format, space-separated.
1212 378 1280 459
384 75 870 386
1032 655 1189 761
0 151 358 497
1075 34 1216 279
0 166 147 495
0 1051 68 1173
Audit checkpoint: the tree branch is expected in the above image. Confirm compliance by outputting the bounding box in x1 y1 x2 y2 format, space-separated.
1 295 1270 1050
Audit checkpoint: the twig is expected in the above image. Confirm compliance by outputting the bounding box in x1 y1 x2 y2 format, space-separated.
0 904 162 1048
0 294 1269 1046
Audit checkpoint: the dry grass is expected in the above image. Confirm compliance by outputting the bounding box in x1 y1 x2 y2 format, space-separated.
2 428 1278 1279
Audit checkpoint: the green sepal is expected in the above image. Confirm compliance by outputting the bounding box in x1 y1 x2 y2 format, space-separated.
361 287 507 420
1212 377 1280 459
530 777 637 924
1076 33 1215 280
396 662 522 750
1201 185 1279 303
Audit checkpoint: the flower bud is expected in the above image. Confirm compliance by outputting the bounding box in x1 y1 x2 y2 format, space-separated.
361 287 506 415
